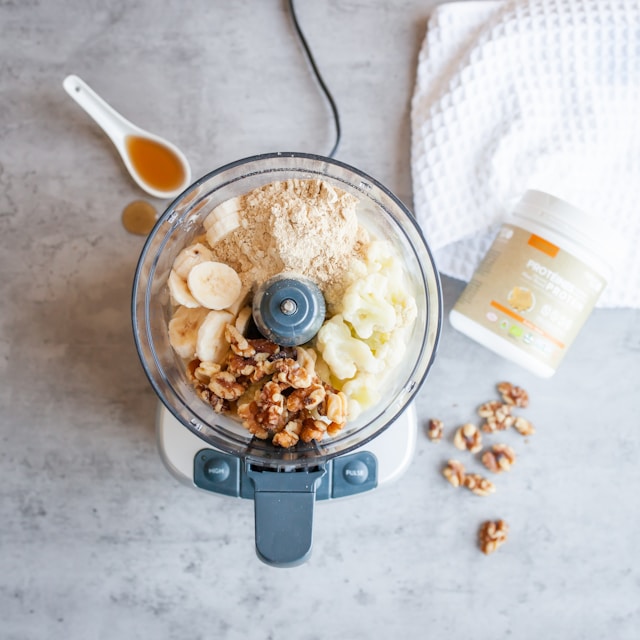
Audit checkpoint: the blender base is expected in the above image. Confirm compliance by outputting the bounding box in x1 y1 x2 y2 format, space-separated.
156 403 417 500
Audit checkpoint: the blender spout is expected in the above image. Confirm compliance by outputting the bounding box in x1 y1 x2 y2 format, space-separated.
247 464 326 568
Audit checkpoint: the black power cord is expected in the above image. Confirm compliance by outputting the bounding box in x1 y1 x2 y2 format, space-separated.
287 0 342 158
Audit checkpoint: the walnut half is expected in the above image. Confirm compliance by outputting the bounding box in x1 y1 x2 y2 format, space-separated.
442 459 466 488
427 418 444 443
463 473 496 497
479 519 509 554
481 444 516 473
453 423 483 453
497 381 529 408
478 401 514 433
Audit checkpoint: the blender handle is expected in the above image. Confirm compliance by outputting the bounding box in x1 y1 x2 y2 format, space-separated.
247 465 326 567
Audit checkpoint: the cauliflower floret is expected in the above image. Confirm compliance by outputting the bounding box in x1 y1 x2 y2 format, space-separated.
316 315 381 380
341 272 397 339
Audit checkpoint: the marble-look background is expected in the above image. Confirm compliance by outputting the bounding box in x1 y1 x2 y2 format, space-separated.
1 1 639 638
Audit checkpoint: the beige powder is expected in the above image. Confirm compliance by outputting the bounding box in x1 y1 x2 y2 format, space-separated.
210 179 365 304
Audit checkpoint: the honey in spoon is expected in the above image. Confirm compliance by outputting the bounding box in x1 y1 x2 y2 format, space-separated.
125 135 186 192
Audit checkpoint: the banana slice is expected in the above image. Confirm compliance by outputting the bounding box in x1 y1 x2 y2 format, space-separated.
172 243 213 280
187 261 242 310
196 310 234 363
234 305 253 335
205 211 240 246
168 306 210 359
203 197 241 230
168 269 200 308
225 286 251 316
204 198 242 245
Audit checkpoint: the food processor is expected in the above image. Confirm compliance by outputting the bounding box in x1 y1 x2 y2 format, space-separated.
132 152 442 567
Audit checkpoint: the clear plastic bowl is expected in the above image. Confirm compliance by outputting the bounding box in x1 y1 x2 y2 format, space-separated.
132 152 442 469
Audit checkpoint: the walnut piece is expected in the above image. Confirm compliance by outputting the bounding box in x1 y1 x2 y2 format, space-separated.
286 384 326 413
194 360 222 384
273 358 314 389
497 381 529 408
196 385 227 413
208 371 246 401
300 417 328 443
272 420 302 448
324 390 348 425
481 444 516 473
427 418 444 443
479 519 509 554
225 324 256 358
463 473 496 496
513 416 536 436
453 423 483 453
443 460 466 487
478 401 515 433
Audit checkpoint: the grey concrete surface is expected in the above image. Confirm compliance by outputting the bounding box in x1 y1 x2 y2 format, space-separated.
1 1 639 638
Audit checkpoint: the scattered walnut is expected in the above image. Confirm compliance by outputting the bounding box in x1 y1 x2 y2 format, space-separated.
442 459 466 487
194 360 222 384
273 357 314 389
478 401 515 433
479 519 509 554
513 416 535 436
226 353 275 383
250 339 282 361
286 384 326 413
300 417 328 443
295 346 317 377
208 371 246 401
463 473 496 496
237 397 268 439
497 381 529 408
427 418 444 442
225 324 256 358
257 381 287 428
272 420 303 448
481 444 516 473
453 423 483 453
196 385 228 413
324 390 348 425
186 359 200 382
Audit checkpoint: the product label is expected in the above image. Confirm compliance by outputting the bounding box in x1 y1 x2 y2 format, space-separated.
453 225 607 369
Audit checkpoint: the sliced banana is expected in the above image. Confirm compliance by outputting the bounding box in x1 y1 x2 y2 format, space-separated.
196 310 234 363
225 286 251 316
172 242 213 280
234 305 253 335
187 261 242 310
168 306 210 359
203 197 242 230
168 269 200 308
203 198 242 245
205 211 240 246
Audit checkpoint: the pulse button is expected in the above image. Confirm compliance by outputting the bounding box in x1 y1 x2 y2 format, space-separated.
342 459 369 485
331 452 377 498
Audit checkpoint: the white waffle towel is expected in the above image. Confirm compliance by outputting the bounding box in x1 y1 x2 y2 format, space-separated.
411 0 640 308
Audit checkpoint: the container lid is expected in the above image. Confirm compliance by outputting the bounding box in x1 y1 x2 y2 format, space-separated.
514 189 623 273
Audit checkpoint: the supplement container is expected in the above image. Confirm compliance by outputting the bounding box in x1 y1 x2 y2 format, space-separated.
449 190 617 377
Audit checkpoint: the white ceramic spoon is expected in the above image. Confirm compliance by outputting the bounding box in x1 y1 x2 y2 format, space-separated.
63 74 191 199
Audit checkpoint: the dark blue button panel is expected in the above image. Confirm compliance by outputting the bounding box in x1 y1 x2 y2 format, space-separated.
193 449 378 500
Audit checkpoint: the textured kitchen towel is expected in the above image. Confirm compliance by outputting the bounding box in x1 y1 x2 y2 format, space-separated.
411 0 640 308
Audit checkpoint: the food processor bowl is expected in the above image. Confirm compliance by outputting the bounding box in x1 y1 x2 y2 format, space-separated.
132 152 442 566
